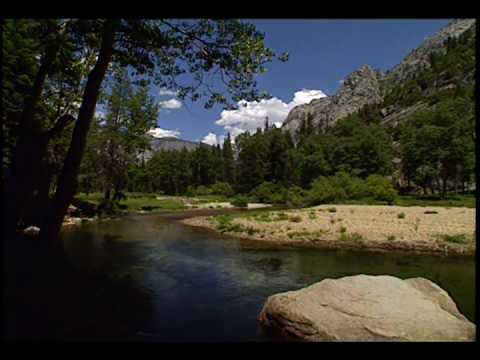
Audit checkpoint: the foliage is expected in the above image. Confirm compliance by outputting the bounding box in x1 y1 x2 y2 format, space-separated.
230 195 249 208
251 181 286 204
365 175 397 204
210 182 234 196
438 233 471 244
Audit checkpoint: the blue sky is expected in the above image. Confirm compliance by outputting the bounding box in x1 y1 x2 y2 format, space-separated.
149 19 452 144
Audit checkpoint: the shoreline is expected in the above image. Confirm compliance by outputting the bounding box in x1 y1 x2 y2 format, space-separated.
181 204 476 257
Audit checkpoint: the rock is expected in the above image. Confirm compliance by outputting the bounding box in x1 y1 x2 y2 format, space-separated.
62 217 82 227
281 19 476 138
258 274 475 341
282 65 383 136
23 226 40 235
67 205 80 217
384 19 476 88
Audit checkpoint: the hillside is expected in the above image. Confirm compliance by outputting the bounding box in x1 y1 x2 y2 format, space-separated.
282 19 476 135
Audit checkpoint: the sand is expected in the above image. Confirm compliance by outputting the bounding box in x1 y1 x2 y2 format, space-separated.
182 204 476 256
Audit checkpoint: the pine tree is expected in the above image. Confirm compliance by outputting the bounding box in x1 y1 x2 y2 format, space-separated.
222 133 235 185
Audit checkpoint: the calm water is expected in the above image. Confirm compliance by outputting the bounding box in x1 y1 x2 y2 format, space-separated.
40 210 474 341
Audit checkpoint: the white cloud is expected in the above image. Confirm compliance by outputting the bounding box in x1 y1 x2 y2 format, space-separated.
159 87 178 96
148 127 181 138
201 132 219 146
291 89 326 105
215 89 326 139
159 98 182 109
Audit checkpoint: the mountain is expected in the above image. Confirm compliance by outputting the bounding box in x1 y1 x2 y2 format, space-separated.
282 64 383 134
383 19 476 88
141 136 203 161
282 19 476 136
150 136 201 151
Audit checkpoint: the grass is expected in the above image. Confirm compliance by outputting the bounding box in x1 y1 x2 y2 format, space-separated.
76 192 186 213
339 232 363 242
287 231 311 239
188 194 229 204
437 233 472 244
212 215 260 235
338 194 475 208
327 207 337 213
339 226 347 234
387 235 396 241
287 229 329 240
120 197 186 212
394 194 475 208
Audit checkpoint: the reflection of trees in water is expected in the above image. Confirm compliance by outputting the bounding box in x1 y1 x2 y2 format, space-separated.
5 231 156 340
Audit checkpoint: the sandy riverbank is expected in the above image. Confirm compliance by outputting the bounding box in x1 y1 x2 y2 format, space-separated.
182 204 476 256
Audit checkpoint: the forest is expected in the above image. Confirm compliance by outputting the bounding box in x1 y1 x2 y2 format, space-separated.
2 19 476 248
77 26 476 211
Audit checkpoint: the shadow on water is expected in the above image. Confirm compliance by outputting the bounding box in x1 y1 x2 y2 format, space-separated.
3 211 475 341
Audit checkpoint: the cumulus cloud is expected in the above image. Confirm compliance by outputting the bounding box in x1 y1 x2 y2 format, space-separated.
159 87 178 96
214 89 326 139
201 132 219 146
159 98 182 109
148 127 181 138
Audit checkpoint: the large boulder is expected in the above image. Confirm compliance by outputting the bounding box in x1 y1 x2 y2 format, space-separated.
258 275 475 341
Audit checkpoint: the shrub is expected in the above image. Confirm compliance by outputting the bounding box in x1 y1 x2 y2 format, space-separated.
330 171 368 199
365 175 397 204
210 182 234 197
339 226 347 233
438 233 470 244
327 207 337 213
306 176 337 205
397 212 406 219
285 186 307 208
195 185 212 196
230 195 249 208
339 232 363 242
251 181 286 204
306 173 368 206
185 185 195 197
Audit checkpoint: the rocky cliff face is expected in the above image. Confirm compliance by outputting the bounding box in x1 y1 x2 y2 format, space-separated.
282 65 383 135
141 136 202 161
282 19 476 136
383 19 476 88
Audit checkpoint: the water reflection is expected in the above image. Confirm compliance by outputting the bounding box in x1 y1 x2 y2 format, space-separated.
55 213 477 341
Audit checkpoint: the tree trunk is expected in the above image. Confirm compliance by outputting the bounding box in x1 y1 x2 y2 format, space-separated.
3 39 59 238
442 177 447 199
40 20 117 248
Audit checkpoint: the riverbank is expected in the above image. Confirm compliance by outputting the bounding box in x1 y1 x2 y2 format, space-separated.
182 204 476 257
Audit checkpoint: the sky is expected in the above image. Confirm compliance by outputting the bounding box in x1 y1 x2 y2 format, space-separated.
145 19 452 145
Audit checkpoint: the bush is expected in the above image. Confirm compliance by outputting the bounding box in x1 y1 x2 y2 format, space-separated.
210 182 234 197
230 195 249 208
366 175 397 204
306 176 337 206
195 185 212 196
185 185 195 197
285 186 307 208
330 171 368 199
251 181 286 204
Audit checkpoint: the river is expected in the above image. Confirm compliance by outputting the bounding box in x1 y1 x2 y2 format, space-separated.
5 210 475 341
